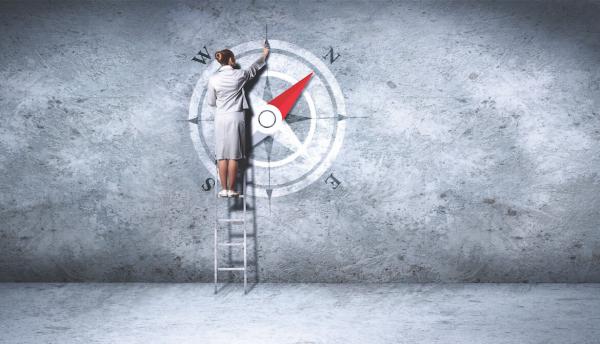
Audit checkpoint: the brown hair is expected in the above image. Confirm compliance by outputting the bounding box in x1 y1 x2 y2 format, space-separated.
215 49 235 67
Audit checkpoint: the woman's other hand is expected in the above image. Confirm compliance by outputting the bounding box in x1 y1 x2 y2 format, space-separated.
263 46 270 58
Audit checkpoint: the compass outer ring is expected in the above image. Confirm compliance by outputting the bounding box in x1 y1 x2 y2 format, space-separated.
189 40 346 198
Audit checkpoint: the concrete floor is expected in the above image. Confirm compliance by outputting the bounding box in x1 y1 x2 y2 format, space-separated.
0 283 599 344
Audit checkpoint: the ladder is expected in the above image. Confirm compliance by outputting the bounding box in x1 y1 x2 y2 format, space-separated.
213 158 248 294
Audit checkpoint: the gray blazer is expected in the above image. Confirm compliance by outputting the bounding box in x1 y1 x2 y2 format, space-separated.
206 55 266 113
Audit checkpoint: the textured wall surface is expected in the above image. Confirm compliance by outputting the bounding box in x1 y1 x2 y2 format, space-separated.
1 0 599 282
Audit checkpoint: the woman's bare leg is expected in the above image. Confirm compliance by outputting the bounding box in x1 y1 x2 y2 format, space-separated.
227 159 238 191
217 159 228 190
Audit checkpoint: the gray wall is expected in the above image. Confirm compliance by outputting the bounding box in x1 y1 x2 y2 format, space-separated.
1 0 599 282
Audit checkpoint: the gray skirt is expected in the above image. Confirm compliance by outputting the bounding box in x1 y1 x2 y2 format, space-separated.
214 110 246 160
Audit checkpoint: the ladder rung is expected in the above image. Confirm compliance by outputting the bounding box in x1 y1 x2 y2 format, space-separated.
218 218 244 224
218 242 244 246
217 267 245 271
229 260 255 265
229 233 254 238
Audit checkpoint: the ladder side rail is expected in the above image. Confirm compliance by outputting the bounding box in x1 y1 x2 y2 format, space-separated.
243 162 248 294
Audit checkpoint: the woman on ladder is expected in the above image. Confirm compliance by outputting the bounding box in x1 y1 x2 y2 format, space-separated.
206 44 269 197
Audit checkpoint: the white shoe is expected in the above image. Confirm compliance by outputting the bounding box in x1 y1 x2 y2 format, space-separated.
227 190 240 198
218 189 229 198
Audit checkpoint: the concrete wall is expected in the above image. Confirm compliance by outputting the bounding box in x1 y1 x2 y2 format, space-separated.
1 0 599 282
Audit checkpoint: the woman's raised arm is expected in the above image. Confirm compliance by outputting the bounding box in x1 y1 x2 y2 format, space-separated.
242 46 269 82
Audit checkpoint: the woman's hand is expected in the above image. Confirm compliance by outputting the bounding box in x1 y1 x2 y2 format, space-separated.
262 46 270 58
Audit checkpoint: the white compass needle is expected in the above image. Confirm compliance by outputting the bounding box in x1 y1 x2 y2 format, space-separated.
251 126 269 147
275 122 317 163
274 121 302 151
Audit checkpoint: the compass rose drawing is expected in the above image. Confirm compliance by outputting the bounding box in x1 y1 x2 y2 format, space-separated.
189 40 346 199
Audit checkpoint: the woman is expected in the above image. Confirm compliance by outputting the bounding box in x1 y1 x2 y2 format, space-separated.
206 45 269 197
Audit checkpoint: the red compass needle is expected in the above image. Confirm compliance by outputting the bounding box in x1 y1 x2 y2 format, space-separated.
267 71 314 120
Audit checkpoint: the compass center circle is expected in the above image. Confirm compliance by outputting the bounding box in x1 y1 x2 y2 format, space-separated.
258 110 277 128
